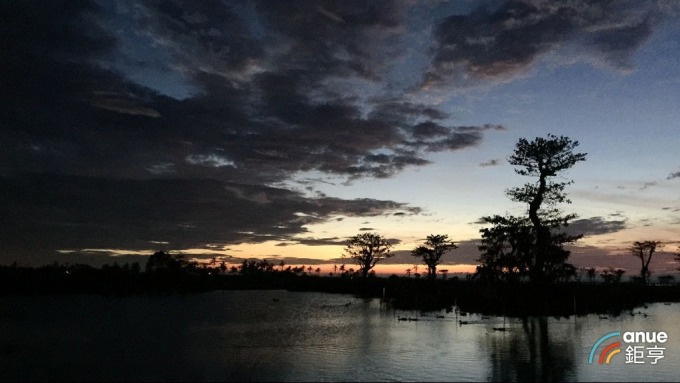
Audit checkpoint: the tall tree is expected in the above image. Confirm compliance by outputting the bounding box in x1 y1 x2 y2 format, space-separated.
495 134 586 283
412 234 457 279
476 215 533 283
344 233 393 278
630 240 662 285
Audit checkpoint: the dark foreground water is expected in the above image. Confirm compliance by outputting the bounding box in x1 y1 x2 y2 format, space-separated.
1 290 678 381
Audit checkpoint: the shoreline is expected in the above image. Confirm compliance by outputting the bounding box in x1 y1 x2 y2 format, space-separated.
2 265 679 317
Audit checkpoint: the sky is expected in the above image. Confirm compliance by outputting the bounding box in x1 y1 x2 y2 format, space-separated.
1 0 679 276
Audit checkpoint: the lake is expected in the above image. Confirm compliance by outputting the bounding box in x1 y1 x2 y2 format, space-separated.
1 290 678 381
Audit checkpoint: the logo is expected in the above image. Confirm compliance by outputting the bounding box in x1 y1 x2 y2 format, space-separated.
589 331 667 365
588 331 621 364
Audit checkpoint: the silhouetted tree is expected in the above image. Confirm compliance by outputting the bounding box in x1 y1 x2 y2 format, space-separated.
145 251 192 274
574 267 587 283
630 240 662 285
343 233 393 278
556 263 577 283
476 215 533 282
585 267 596 283
600 267 625 284
503 134 587 283
412 234 457 280
239 259 275 275
614 268 626 283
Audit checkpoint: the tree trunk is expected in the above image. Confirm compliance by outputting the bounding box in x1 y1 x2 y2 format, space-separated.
529 174 549 284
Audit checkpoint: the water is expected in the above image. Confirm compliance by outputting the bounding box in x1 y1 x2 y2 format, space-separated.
1 290 678 381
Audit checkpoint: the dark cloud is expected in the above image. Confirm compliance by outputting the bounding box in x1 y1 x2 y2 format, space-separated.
0 174 418 264
667 171 680 180
1 0 506 183
402 124 506 154
254 0 405 81
138 0 264 75
0 0 116 61
470 215 627 239
424 0 663 87
480 159 501 167
292 237 348 246
565 217 628 237
411 121 450 139
1 1 523 264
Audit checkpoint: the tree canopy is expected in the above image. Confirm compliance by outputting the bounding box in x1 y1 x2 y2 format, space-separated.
412 234 457 280
344 233 393 278
630 240 662 285
145 251 196 274
476 215 532 283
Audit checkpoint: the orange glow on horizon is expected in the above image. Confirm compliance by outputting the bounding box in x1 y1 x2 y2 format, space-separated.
211 260 477 277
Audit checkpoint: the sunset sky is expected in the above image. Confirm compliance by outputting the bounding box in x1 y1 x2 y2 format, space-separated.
2 0 679 276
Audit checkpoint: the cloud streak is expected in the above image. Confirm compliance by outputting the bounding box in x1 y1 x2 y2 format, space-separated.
566 217 628 237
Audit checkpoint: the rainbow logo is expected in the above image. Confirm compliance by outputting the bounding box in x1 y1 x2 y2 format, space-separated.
588 331 621 364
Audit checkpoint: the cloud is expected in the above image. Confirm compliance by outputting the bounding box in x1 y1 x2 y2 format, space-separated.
667 171 680 180
1 0 507 184
292 237 348 247
90 92 162 118
480 159 501 167
565 216 628 237
423 0 664 88
0 1 533 264
0 174 420 264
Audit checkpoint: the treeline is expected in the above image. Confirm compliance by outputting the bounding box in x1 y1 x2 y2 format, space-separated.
2 258 680 317
0 254 377 295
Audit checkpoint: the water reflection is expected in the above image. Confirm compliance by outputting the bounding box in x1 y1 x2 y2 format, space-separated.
0 291 679 381
484 317 576 382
